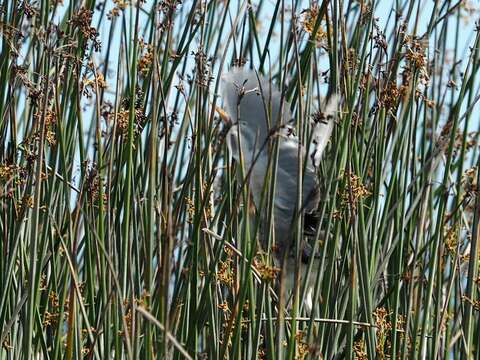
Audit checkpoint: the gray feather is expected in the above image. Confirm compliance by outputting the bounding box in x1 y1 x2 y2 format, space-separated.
220 67 336 257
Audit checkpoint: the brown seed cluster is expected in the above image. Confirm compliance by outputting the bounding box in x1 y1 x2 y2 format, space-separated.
295 331 310 360
113 88 147 138
462 295 480 312
217 301 231 314
82 65 108 98
373 307 392 358
374 30 433 114
138 39 154 75
345 47 359 73
29 107 58 147
405 39 427 70
21 1 39 19
185 196 195 223
444 224 460 254
340 171 371 212
360 2 373 26
107 0 129 20
45 109 58 146
118 304 133 338
404 35 431 101
84 161 105 207
217 246 234 288
158 0 182 31
254 257 280 282
192 48 214 89
42 311 60 327
462 167 478 196
452 131 480 158
69 7 101 52
379 82 403 112
20 195 34 209
0 163 14 180
42 291 61 328
115 109 130 133
0 161 30 216
301 4 328 47
257 347 266 360
353 339 368 360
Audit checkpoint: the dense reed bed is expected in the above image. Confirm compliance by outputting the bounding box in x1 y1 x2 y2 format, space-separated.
0 0 479 358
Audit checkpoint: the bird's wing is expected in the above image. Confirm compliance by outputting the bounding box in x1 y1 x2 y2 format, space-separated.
221 68 293 146
309 95 339 169
265 136 319 250
221 67 296 208
275 137 318 213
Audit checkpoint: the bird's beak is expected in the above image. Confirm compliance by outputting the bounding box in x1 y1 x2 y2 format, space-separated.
215 106 232 125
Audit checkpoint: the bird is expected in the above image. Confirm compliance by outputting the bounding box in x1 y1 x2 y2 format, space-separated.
216 67 337 312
